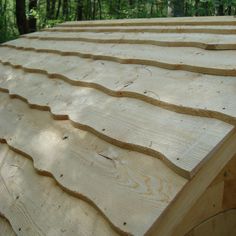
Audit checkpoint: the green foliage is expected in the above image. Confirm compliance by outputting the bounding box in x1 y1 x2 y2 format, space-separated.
0 0 18 43
1 0 236 44
27 9 39 19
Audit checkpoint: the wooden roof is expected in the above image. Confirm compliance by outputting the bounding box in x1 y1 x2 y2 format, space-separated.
0 16 235 236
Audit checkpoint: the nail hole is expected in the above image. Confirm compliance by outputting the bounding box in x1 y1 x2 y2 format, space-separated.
62 135 68 140
16 196 19 200
123 222 127 226
143 91 147 94
18 228 21 231
60 174 63 178
102 128 106 132
222 107 226 110
177 158 180 161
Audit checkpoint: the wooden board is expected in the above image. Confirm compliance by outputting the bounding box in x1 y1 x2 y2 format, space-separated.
0 46 235 125
0 215 15 236
57 16 236 26
4 37 236 76
44 25 236 34
186 209 236 236
22 31 236 50
146 129 236 236
0 16 236 236
0 92 186 235
0 143 118 236
173 154 236 236
0 63 233 178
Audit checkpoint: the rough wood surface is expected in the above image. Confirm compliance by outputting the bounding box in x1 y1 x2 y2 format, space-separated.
146 129 236 236
22 32 236 50
174 181 224 236
173 154 236 236
0 46 235 125
58 16 236 26
186 209 236 236
4 37 236 76
0 16 235 236
45 25 236 34
0 144 118 236
0 92 186 235
0 215 16 236
0 63 233 178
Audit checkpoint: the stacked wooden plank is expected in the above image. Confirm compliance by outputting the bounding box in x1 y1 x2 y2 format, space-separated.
0 16 235 236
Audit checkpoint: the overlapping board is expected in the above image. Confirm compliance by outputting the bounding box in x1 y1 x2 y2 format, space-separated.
0 215 15 236
0 16 236 236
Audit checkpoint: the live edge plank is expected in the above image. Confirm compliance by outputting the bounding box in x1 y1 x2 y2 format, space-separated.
0 93 187 236
0 65 233 178
58 16 236 27
45 25 236 34
0 47 235 124
4 37 236 76
23 31 236 50
0 144 118 236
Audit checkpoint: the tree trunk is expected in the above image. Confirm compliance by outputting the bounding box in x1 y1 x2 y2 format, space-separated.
92 0 96 20
172 0 185 17
227 5 232 15
150 1 154 16
28 0 37 33
77 0 83 20
98 0 102 19
16 0 28 35
46 0 51 18
129 0 134 6
195 0 199 16
62 0 69 20
217 4 224 16
167 0 173 16
205 1 209 15
56 0 62 18
49 0 56 19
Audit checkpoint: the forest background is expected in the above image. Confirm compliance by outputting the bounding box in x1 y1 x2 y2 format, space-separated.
0 0 236 43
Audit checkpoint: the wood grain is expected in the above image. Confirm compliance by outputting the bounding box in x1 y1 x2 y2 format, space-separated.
0 46 235 125
0 64 233 178
0 93 187 235
4 37 236 76
169 154 236 236
58 16 236 27
185 209 236 236
0 143 119 236
0 215 16 236
0 47 236 124
0 17 235 236
45 25 236 34
146 129 236 236
22 31 236 50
